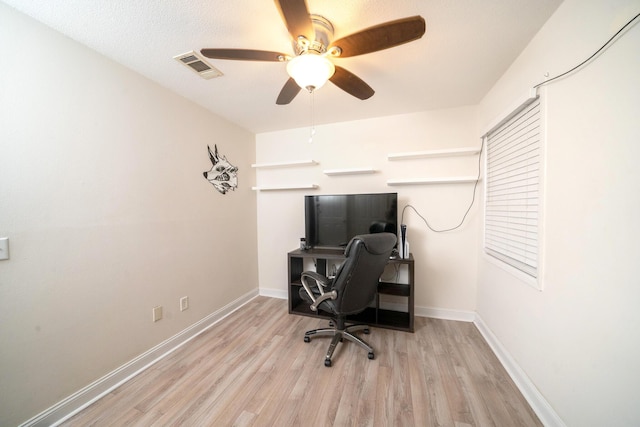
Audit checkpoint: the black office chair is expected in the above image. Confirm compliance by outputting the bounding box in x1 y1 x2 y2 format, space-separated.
299 233 397 367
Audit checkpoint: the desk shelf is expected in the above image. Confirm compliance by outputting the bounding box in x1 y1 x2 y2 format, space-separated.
288 248 414 332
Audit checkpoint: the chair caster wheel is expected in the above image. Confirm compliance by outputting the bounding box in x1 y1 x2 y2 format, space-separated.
368 352 375 360
304 336 310 343
364 328 370 334
324 359 332 367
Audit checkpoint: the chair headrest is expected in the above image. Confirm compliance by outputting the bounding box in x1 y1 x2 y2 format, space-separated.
344 233 397 256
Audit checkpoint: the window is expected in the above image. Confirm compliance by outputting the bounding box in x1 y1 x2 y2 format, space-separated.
484 97 541 278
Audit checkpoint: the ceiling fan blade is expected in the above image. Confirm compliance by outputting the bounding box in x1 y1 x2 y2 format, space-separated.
330 16 426 58
273 0 314 41
200 48 287 62
276 78 303 105
329 66 374 100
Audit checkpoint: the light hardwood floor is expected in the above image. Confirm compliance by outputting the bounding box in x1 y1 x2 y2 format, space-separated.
61 296 541 426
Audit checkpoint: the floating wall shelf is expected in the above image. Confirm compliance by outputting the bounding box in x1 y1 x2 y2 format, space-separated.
323 168 376 176
252 184 319 191
388 147 480 161
387 176 479 186
251 160 318 169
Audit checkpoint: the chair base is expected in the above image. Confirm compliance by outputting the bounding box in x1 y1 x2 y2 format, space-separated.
304 322 375 367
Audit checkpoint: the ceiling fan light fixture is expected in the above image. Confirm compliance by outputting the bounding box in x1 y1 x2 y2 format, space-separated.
286 54 335 92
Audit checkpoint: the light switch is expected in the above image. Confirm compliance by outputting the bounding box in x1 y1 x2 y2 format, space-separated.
0 237 8 261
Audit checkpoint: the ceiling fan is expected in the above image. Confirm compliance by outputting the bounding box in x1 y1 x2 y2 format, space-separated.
201 0 426 105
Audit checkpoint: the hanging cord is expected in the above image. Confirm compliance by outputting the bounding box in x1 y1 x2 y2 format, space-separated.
401 138 485 233
400 12 639 233
533 12 640 89
308 90 316 143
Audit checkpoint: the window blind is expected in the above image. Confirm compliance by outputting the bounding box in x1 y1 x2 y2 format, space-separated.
485 97 541 277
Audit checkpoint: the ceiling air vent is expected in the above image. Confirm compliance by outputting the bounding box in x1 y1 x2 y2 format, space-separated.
174 51 223 80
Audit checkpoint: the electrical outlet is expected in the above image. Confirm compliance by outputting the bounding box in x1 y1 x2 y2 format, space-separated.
0 237 9 261
152 306 163 322
180 296 189 312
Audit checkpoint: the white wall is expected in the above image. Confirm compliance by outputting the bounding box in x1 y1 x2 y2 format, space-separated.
476 0 640 426
256 106 480 314
0 4 258 426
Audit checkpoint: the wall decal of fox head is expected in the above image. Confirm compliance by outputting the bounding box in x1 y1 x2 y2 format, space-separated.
203 145 238 195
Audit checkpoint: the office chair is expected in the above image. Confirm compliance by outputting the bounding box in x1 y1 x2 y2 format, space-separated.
299 233 397 367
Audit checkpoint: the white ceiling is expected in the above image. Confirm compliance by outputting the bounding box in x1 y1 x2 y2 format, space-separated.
3 0 562 133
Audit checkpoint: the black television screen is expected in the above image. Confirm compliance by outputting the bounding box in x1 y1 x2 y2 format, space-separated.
304 192 398 249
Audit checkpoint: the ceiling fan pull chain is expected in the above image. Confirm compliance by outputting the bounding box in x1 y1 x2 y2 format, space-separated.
309 91 316 143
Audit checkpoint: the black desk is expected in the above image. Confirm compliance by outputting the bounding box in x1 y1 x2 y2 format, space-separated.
287 248 415 332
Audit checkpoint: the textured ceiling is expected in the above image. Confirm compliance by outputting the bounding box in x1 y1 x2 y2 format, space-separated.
3 0 563 133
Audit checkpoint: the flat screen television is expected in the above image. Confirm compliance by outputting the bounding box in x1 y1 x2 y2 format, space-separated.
304 192 398 249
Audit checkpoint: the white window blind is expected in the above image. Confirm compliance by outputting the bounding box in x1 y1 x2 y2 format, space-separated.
485 97 541 278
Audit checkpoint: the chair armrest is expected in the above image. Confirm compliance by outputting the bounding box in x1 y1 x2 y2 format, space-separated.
301 271 332 293
300 271 336 311
309 290 337 312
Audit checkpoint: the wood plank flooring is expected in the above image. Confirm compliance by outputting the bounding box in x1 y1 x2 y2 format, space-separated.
61 296 541 426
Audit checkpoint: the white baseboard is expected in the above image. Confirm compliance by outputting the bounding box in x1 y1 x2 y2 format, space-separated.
20 288 259 427
378 300 475 322
473 314 566 427
415 304 476 322
259 287 287 299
